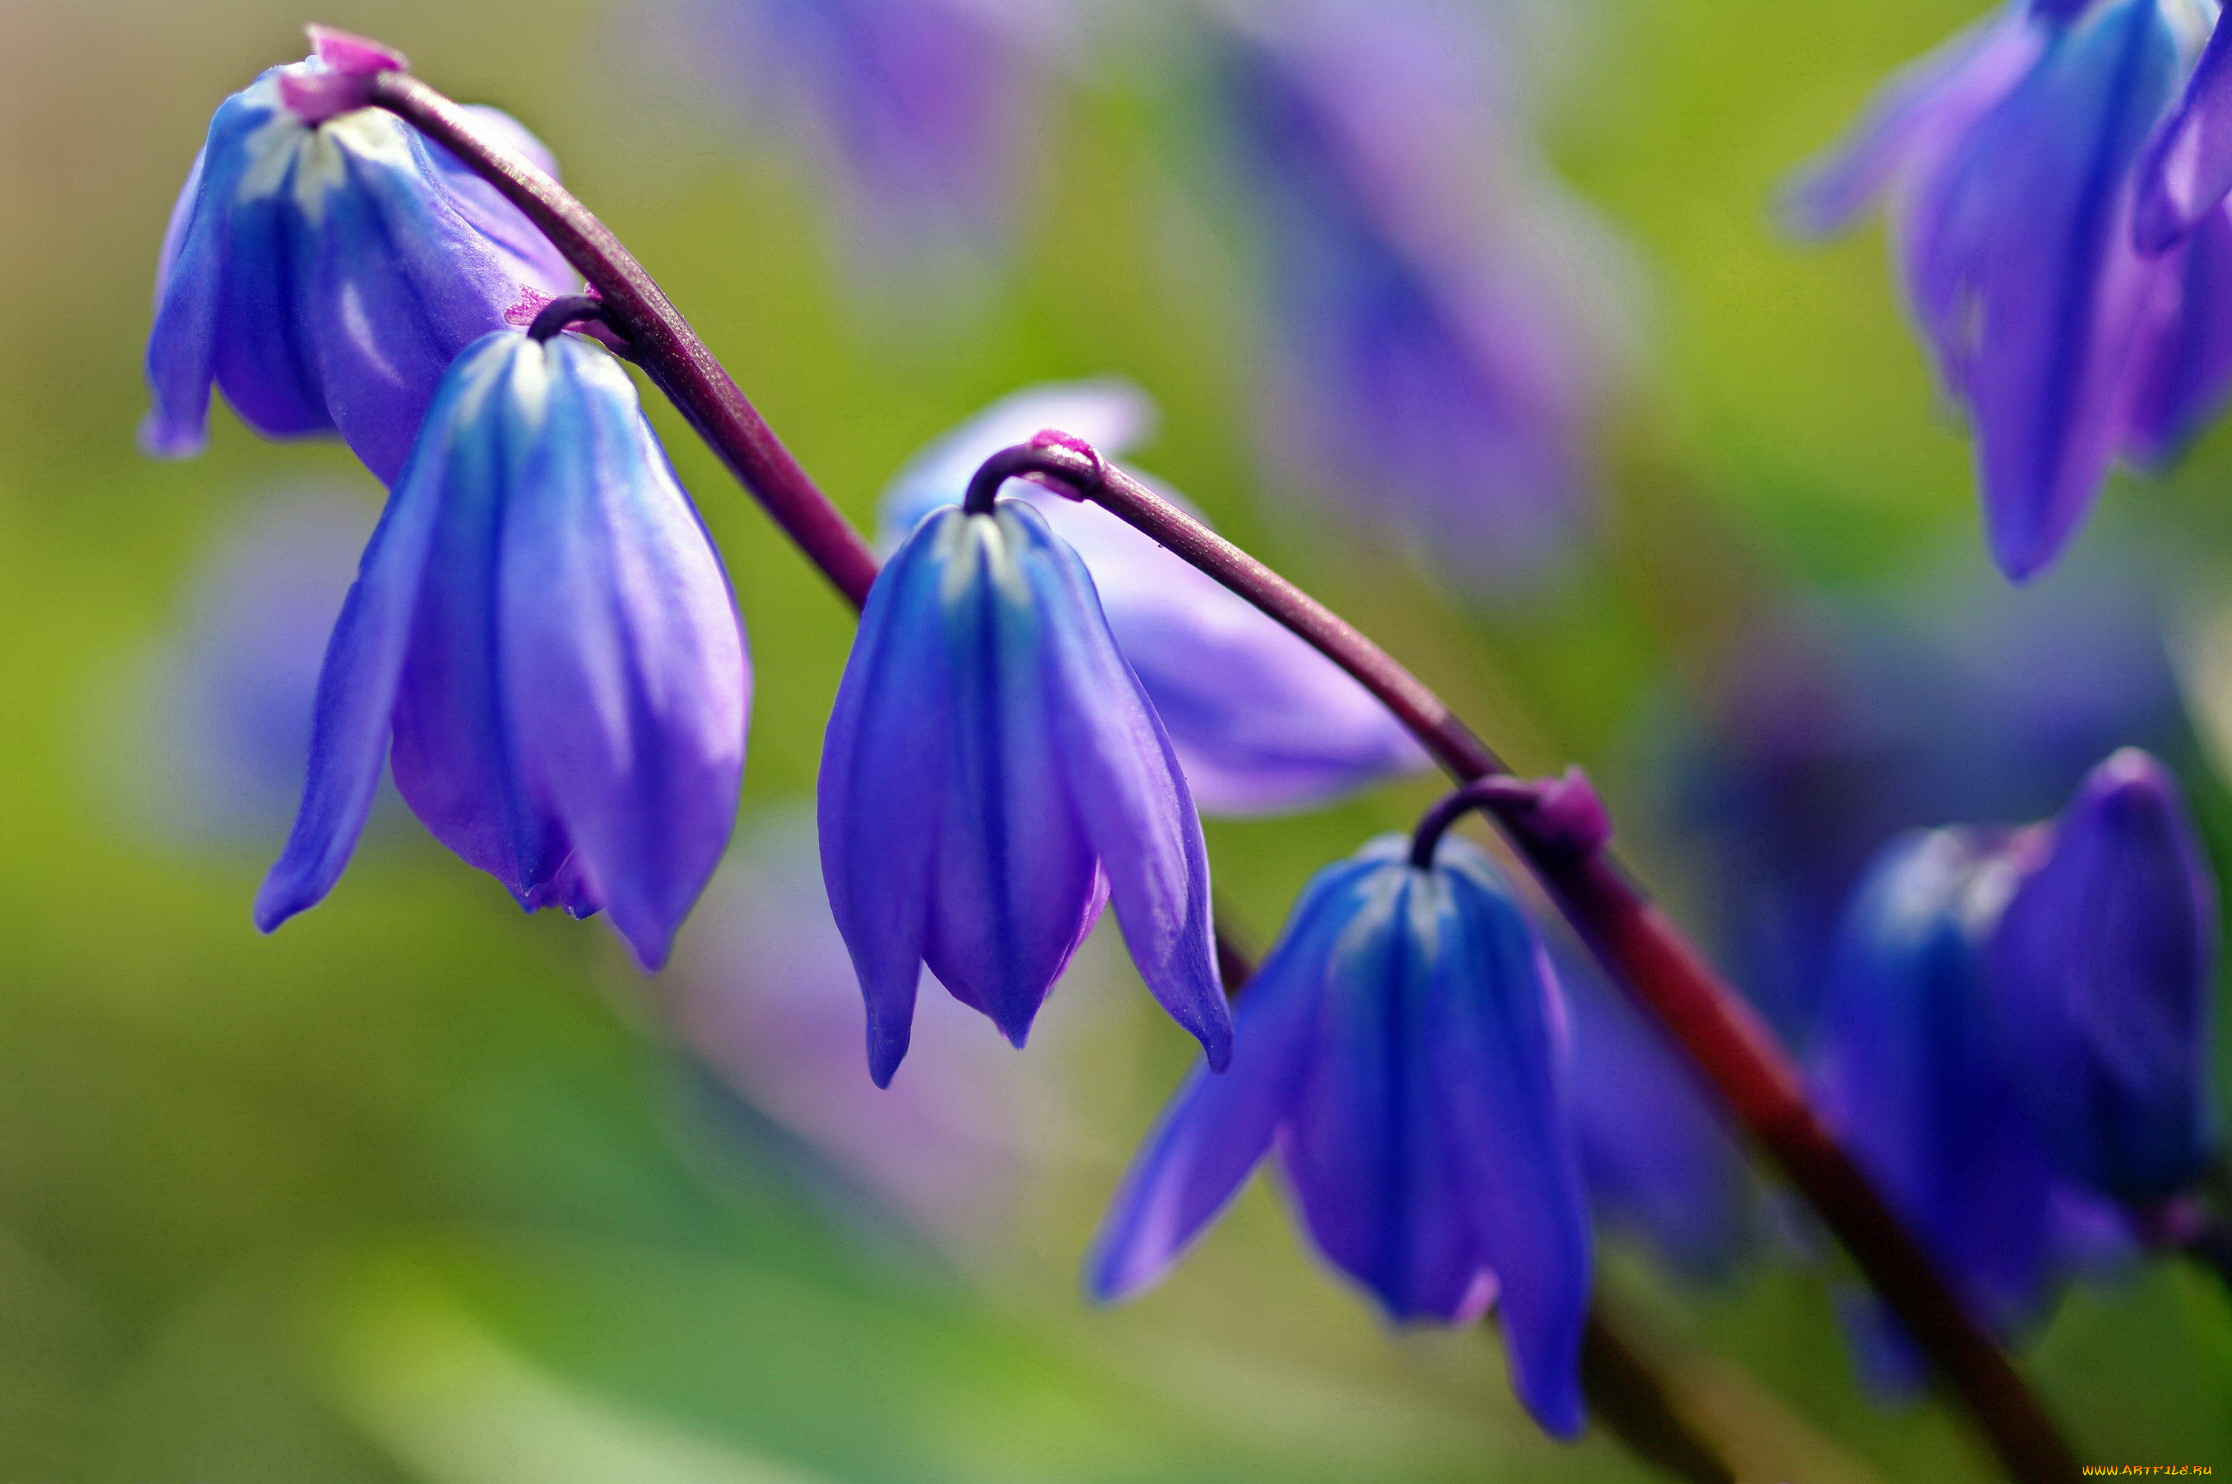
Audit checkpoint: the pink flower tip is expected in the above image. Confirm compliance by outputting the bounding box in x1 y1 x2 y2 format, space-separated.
307 24 408 76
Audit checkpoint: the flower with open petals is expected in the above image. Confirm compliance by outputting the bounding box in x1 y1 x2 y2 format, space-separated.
880 381 1427 814
819 496 1230 1087
1786 0 2223 580
256 329 748 972
1989 748 2219 1202
1088 833 1590 1439
143 26 577 483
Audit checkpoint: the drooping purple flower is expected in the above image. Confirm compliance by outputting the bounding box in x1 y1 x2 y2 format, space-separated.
143 26 577 484
1559 945 1751 1281
1988 748 2220 1203
1813 826 2131 1385
879 382 1428 814
256 329 749 972
1088 834 1591 1439
819 496 1231 1087
688 0 1063 289
1662 553 2186 1042
1212 0 1632 595
1786 0 2221 581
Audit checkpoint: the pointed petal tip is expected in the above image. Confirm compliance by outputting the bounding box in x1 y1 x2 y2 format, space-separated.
1199 1020 1234 1074
867 1022 911 1090
251 876 309 936
137 411 207 461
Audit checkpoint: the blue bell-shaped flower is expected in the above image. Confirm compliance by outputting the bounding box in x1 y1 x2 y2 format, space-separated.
256 326 748 972
1813 825 2131 1389
1786 0 2224 581
143 26 578 483
1988 748 2220 1202
878 381 1427 815
819 495 1231 1087
1088 832 1591 1439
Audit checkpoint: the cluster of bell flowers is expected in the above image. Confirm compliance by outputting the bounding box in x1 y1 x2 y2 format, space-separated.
1789 0 2232 583
141 23 2228 1444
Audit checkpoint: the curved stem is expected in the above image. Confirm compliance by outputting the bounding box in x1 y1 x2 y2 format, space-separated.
1410 777 1538 869
979 441 2078 1484
526 293 612 343
370 81 2076 1482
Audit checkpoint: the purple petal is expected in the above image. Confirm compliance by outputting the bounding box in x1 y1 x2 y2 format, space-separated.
309 120 577 482
916 507 1103 1046
1813 829 2059 1332
1085 863 1368 1302
1280 861 1495 1323
820 512 957 1087
1022 505 1232 1070
1779 3 2044 238
383 337 575 910
1429 847 1592 1440
2135 9 2232 251
1988 749 2219 1200
498 338 748 971
2124 203 2232 463
1905 0 2182 580
1029 493 1428 815
253 433 448 932
140 144 220 458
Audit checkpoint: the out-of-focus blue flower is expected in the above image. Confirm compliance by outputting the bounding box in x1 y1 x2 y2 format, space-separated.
687 0 1064 293
143 26 577 483
1988 748 2220 1203
673 806 1121 1265
1663 552 2187 1042
1813 826 2132 1388
1211 0 1633 596
879 381 1429 814
1785 0 2222 582
1559 945 1751 1281
820 497 1230 1087
256 330 748 972
98 489 380 845
1088 833 1590 1439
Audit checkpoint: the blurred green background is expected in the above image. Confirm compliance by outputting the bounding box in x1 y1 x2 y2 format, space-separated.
2 1 2228 1479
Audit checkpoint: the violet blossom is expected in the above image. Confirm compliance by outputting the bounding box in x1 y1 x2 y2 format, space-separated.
1811 826 2128 1388
879 382 1428 815
143 26 577 483
1785 0 2225 581
1088 832 1591 1439
1988 748 2220 1203
257 328 748 972
819 495 1230 1087
1212 0 1632 594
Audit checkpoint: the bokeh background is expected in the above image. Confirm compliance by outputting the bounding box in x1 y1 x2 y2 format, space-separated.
2 0 2229 1479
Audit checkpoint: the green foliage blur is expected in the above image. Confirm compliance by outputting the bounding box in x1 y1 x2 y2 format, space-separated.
0 1 2227 1480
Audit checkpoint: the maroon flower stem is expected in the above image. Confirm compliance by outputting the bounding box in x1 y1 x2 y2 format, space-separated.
369 72 881 611
373 77 2073 1482
972 442 2078 1484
